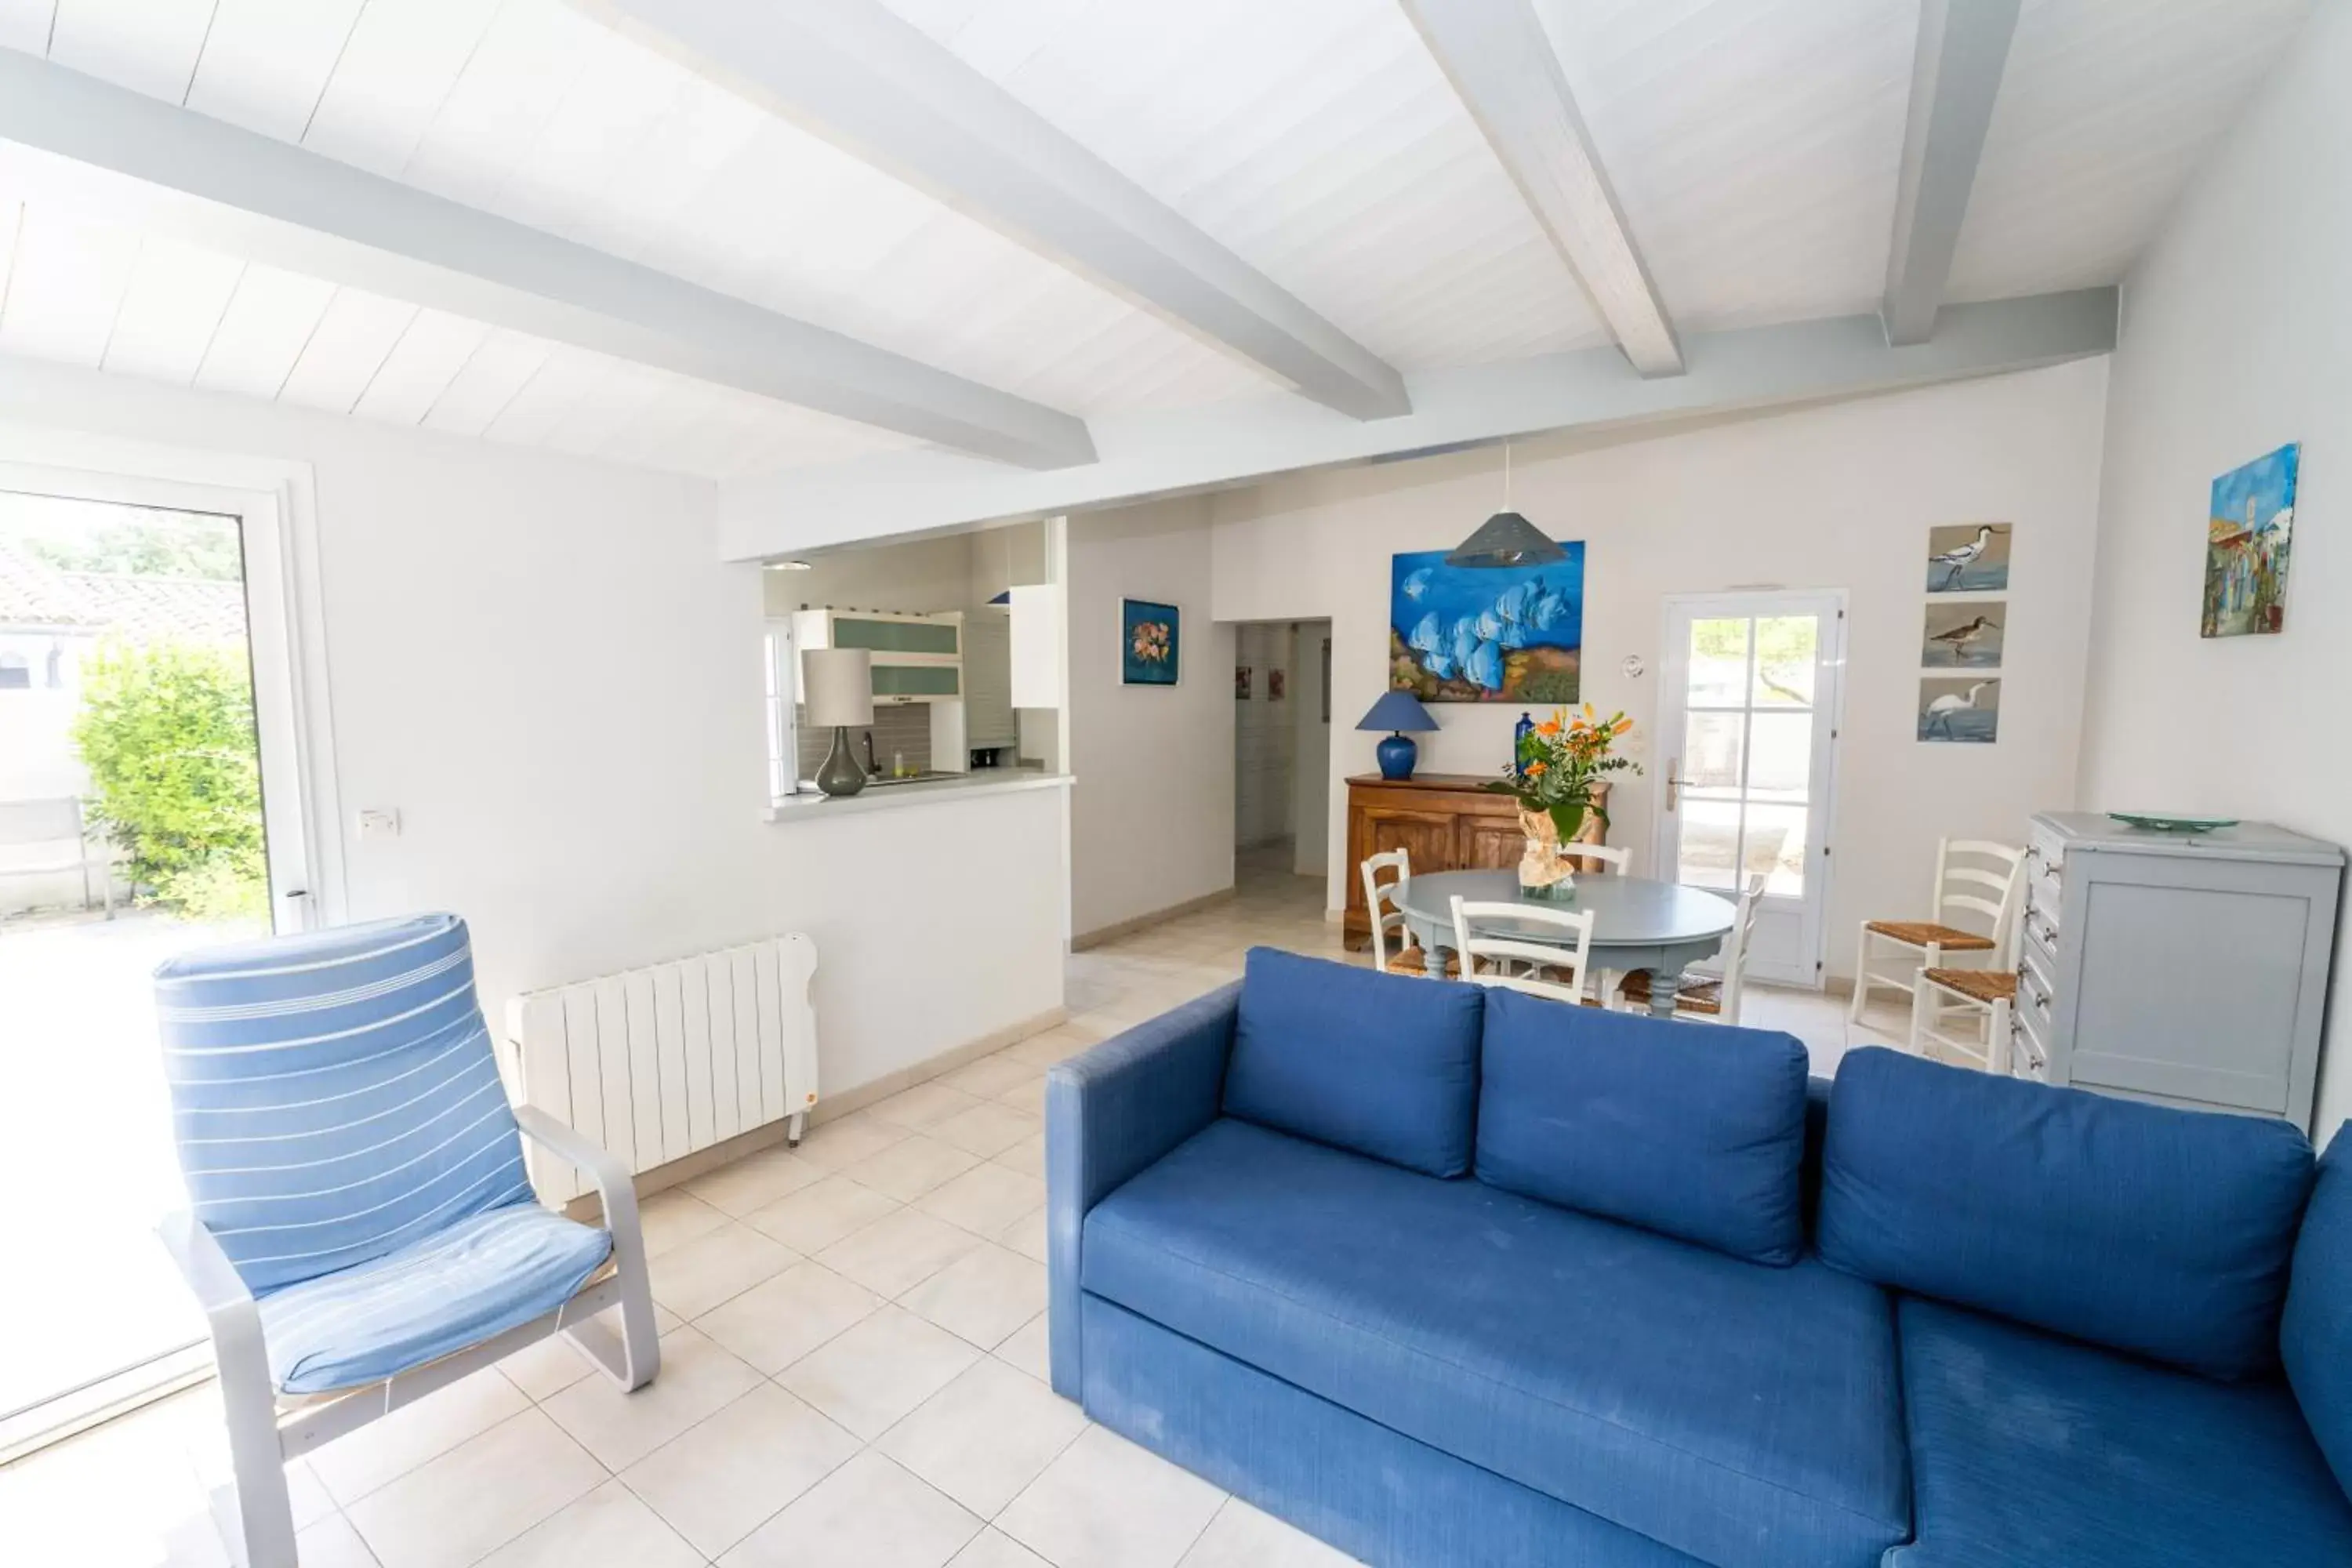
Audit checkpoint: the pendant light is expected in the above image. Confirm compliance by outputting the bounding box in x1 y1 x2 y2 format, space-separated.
1445 441 1565 568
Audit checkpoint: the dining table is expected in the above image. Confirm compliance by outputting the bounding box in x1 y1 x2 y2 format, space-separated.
1392 869 1740 1015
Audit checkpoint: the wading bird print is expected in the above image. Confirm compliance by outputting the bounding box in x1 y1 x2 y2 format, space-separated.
1929 525 2001 590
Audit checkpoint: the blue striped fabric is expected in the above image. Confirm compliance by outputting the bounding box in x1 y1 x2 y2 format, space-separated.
155 913 539 1297
256 1202 611 1393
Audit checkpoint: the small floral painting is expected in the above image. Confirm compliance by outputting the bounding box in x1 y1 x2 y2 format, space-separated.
1235 665 1251 699
1268 669 1286 701
1121 598 1179 686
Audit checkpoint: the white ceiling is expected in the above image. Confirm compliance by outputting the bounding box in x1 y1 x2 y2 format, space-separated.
0 0 2314 480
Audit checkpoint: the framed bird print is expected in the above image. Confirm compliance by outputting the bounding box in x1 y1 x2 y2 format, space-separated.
1918 677 2000 743
1921 601 2005 668
1925 523 2010 593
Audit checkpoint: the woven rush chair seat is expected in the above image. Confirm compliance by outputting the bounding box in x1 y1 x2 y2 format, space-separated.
1921 967 2017 1004
1863 920 1996 952
1617 969 1724 1015
1385 946 1457 978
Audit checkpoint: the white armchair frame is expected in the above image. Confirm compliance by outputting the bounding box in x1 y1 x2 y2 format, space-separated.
160 1106 659 1568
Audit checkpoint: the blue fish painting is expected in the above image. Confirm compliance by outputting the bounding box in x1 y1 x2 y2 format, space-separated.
1388 543 1584 703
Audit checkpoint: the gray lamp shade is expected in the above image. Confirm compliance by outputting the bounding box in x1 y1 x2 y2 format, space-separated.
1445 510 1566 569
801 647 874 728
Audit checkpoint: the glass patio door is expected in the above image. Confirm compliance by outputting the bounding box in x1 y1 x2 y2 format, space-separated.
1652 592 1846 988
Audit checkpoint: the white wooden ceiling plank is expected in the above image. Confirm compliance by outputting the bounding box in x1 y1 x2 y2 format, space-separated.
401 0 600 212
275 289 418 412
100 236 245 383
183 0 368 143
0 0 56 53
46 0 215 102
350 307 488 424
420 328 552 437
190 260 333 397
301 0 503 176
0 205 140 365
546 356 666 458
482 344 608 446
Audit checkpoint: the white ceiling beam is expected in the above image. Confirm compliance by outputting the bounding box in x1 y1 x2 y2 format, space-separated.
1882 0 2023 346
717 287 2116 560
568 0 1411 422
1399 0 1682 377
0 46 1098 469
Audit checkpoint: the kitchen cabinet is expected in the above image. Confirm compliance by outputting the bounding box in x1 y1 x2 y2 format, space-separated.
1342 774 1608 949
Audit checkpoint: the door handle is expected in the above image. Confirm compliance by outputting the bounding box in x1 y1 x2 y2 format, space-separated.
1664 760 1680 812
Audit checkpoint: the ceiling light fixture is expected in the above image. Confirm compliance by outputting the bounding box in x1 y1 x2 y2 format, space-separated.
1445 441 1565 569
767 559 814 572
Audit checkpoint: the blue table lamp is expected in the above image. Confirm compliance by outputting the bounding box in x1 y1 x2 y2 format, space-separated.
1356 689 1438 780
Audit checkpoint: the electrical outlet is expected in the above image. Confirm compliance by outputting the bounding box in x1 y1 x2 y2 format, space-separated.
357 808 402 841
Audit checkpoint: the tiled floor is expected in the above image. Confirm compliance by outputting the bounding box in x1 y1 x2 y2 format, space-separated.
2 847 1909 1567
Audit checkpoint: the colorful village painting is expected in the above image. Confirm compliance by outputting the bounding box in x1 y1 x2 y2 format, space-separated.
1388 543 1584 704
2203 443 2299 637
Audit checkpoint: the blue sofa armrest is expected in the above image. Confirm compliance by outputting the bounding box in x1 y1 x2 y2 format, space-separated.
1044 982 1239 1398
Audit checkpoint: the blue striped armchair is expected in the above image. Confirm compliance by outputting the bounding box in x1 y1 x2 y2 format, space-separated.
154 913 659 1568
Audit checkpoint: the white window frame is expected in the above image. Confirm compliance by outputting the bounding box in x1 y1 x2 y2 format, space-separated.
764 616 801 804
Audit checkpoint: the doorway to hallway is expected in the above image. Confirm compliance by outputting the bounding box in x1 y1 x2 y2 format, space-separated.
1230 619 1333 882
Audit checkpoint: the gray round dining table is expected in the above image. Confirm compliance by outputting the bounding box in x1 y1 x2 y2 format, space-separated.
1393 869 1739 1015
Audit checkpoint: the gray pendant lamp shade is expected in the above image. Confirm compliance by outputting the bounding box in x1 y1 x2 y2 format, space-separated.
1446 439 1566 568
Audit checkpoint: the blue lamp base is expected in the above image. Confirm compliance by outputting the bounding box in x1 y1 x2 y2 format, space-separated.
1375 732 1418 781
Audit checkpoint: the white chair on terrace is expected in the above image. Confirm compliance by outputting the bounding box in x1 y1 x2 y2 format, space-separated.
1618 872 1769 1025
1450 895 1594 1006
154 913 659 1568
1363 848 1439 976
1848 838 2025 1022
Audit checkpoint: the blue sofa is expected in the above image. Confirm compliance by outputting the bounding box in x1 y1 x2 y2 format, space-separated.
1045 948 2352 1568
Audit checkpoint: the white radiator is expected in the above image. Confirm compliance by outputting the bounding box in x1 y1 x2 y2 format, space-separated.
503 935 820 1203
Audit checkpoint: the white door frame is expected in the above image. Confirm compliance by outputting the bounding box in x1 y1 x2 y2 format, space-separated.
0 445 344 930
1652 589 1847 989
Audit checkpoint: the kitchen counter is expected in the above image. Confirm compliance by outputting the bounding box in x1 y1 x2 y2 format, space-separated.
764 768 1071 823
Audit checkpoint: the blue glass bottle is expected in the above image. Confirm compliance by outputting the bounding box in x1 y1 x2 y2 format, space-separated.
1513 710 1534 777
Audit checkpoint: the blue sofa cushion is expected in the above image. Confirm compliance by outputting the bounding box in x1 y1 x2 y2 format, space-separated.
1888 1296 2352 1567
1083 1117 1909 1568
1477 990 1809 1264
1817 1046 2314 1380
2283 1125 2352 1497
1222 946 1482 1177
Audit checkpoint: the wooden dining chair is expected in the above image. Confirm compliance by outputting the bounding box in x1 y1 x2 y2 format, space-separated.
1848 838 2025 1022
1910 877 2027 1072
1617 872 1768 1025
1361 848 1441 976
1566 843 1632 1000
1450 895 1594 1005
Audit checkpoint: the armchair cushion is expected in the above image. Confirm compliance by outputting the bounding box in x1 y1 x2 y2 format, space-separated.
156 913 534 1294
257 1200 611 1394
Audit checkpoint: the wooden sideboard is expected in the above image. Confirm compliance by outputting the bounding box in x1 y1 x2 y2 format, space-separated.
1341 773 1607 949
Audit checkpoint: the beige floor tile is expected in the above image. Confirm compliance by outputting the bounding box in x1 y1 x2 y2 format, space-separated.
993 1132 1047 1179
949 1527 1053 1567
994 1076 1048 1116
720 1450 980 1568
931 1102 1040 1159
686 1146 826 1218
540 1324 763 1470
496 1330 600 1403
694 1261 882 1374
648 1221 799 1319
779 1306 981 1441
998 1425 1225 1568
635 1187 733 1256
742 1173 902 1253
918 1162 1047 1236
619 1383 861 1556
844 1133 986 1201
940 1052 1045 1101
1004 1026 1104 1069
817 1207 981 1297
996 1205 1049 1265
475 1479 701 1568
876 1359 1088 1517
308 1366 529 1507
993 1312 1052 1384
792 1112 910 1171
293 1511 383 1568
1179 1497 1363 1566
899 1243 1047 1349
346 1409 603 1568
867 1081 987 1131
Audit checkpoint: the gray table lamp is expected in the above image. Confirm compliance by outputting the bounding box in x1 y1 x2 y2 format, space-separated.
803 647 874 797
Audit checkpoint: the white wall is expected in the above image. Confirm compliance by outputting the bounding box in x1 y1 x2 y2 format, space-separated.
1211 358 2112 981
2077 2 2352 1138
0 358 1065 1101
1066 495 1234 938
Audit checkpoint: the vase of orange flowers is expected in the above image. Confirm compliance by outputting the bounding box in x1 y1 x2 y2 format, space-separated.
1489 705 1640 899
